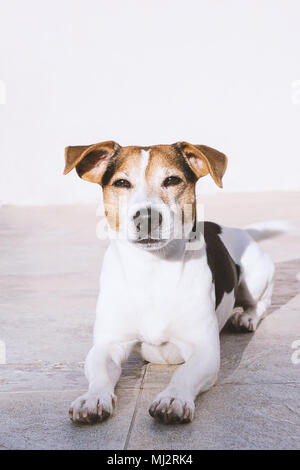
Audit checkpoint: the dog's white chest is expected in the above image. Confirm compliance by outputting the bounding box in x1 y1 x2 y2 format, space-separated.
96 241 215 345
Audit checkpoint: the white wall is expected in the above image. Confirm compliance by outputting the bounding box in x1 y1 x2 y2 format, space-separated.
1 0 300 204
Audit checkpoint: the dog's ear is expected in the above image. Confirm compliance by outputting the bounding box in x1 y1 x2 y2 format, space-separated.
64 141 120 184
177 142 228 188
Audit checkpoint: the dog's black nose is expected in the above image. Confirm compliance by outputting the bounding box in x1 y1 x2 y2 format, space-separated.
133 207 162 236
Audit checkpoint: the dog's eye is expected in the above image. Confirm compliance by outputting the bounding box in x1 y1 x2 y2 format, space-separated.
163 176 183 187
112 179 132 189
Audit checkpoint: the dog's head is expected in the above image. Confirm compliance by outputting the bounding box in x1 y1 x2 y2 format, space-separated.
64 141 227 250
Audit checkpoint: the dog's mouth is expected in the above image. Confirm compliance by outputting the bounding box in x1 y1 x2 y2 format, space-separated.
134 237 167 249
135 237 163 245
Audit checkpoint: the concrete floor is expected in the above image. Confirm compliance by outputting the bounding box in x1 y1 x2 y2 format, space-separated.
0 192 299 450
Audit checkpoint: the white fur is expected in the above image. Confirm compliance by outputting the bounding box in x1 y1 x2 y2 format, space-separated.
131 149 150 203
69 213 284 424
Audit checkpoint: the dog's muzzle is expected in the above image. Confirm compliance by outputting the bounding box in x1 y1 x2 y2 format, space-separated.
132 206 163 243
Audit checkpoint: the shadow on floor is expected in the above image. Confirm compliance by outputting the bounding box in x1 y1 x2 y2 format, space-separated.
219 258 300 380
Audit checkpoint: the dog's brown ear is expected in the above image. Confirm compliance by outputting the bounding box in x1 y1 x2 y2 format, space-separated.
64 141 120 184
177 142 228 188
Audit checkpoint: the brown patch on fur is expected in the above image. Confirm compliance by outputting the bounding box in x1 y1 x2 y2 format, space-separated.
102 146 145 187
64 141 120 183
176 142 228 188
63 145 91 174
102 146 143 230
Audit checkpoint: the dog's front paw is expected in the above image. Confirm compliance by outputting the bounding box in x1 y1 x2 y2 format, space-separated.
69 390 116 424
149 392 195 424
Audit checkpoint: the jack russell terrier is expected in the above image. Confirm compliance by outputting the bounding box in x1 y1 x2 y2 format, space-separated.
64 141 286 424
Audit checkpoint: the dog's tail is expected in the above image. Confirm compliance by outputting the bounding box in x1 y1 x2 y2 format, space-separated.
244 220 292 242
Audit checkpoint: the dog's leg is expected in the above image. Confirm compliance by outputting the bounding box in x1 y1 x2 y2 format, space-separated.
231 279 274 331
230 243 275 332
69 341 133 424
231 248 275 332
149 323 220 424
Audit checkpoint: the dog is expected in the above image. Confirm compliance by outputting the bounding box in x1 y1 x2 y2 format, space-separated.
64 141 286 424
